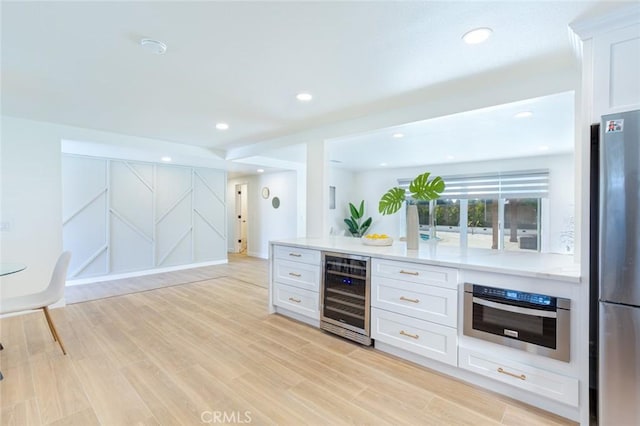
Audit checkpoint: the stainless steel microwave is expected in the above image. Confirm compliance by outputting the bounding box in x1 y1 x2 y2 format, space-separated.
463 283 570 362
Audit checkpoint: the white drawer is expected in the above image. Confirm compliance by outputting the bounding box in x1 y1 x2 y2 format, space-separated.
273 283 319 319
273 259 321 291
274 245 321 265
371 277 457 328
371 258 458 290
371 308 457 366
458 347 579 407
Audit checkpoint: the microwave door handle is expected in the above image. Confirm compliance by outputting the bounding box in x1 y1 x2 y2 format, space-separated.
472 297 557 319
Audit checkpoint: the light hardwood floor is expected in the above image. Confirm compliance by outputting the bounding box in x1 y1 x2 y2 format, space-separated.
65 254 269 304
1 255 575 425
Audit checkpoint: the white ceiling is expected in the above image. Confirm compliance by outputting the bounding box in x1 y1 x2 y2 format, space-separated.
327 91 575 171
0 1 624 174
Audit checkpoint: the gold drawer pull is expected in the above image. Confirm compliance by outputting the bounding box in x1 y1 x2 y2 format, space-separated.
288 272 302 277
497 367 526 381
400 270 419 276
288 297 301 303
400 296 420 303
289 253 302 257
399 330 419 339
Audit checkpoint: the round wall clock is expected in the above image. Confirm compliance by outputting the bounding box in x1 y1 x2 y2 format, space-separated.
261 187 270 199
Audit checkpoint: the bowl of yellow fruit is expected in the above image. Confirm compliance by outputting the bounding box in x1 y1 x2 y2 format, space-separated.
361 233 393 246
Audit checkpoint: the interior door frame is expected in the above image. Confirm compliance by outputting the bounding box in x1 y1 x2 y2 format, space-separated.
234 183 248 253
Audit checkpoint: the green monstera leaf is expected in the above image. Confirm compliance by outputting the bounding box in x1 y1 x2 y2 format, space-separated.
409 172 445 201
378 187 407 215
378 172 446 216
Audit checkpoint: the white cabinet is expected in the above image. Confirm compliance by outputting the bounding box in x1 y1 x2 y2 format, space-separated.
274 245 321 265
572 5 640 118
371 258 458 290
271 244 321 323
372 277 457 327
273 283 320 318
593 23 640 117
371 307 458 366
273 259 320 292
459 347 579 407
371 258 459 366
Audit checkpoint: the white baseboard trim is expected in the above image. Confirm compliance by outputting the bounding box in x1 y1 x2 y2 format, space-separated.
247 251 268 259
66 259 228 286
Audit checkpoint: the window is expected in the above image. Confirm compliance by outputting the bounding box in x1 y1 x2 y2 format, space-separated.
400 170 548 251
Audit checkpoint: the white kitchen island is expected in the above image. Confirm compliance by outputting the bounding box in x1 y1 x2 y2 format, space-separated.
268 236 586 423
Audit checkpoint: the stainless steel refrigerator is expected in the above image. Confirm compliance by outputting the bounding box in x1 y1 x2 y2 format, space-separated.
598 109 640 425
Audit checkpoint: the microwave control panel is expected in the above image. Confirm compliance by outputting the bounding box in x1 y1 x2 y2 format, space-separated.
472 285 555 307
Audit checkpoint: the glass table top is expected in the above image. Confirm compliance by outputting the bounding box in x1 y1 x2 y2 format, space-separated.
0 263 26 276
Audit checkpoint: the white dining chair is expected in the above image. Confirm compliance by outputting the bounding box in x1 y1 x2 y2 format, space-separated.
0 251 71 355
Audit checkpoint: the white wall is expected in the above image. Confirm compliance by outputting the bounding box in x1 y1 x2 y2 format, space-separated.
63 154 227 280
328 167 358 235
0 115 233 300
227 170 298 259
351 153 574 254
306 140 328 238
1 117 64 298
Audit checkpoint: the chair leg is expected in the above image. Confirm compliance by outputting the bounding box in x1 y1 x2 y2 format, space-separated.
42 307 57 342
42 307 67 355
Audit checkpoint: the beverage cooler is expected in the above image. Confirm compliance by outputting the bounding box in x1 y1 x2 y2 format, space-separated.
320 252 371 345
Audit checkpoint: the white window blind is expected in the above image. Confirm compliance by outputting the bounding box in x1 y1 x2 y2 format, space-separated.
398 169 550 200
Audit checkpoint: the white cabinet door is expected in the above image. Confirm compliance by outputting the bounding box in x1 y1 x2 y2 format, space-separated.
274 245 321 265
273 259 321 292
371 277 457 327
594 23 640 117
372 258 458 290
458 347 579 407
273 283 320 319
371 307 457 366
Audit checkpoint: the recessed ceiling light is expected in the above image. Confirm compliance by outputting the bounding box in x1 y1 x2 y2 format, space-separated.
538 145 550 151
296 93 313 102
446 155 455 160
514 111 533 119
380 162 388 167
392 133 404 139
215 122 229 130
462 27 493 45
257 169 265 173
140 38 167 55
160 156 172 162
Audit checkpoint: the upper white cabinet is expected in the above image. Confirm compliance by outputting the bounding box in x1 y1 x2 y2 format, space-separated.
572 5 640 118
594 23 640 116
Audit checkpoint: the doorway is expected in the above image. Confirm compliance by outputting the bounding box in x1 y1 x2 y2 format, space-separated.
235 183 248 253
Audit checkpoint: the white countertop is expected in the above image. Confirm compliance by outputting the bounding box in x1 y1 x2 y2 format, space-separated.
271 236 581 283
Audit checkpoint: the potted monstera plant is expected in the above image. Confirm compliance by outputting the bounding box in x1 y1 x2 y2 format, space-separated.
378 172 445 249
344 200 372 237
